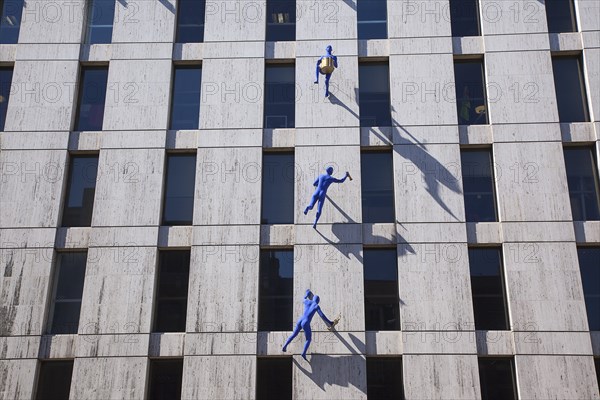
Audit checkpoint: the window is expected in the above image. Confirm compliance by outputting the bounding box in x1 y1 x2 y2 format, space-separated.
153 251 190 333
552 56 589 122
361 151 394 223
170 66 202 130
176 0 205 43
261 153 294 224
148 359 183 400
460 149 497 222
595 358 600 390
367 358 404 399
266 0 295 42
478 358 517 400
162 154 197 226
357 0 387 40
564 147 600 221
449 0 480 37
35 361 74 400
359 62 391 127
258 250 293 331
454 60 488 125
364 248 400 331
85 0 116 44
0 0 24 44
256 358 292 400
0 67 13 131
75 66 109 131
62 155 99 227
468 248 509 331
264 64 295 129
48 253 87 334
545 0 577 33
577 247 600 331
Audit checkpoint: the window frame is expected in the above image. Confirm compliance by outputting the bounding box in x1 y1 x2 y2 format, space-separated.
563 145 600 221
454 58 489 126
260 151 295 225
460 147 499 223
552 55 590 123
169 64 202 131
161 152 197 226
152 250 191 333
358 61 392 128
478 357 518 400
258 248 295 332
363 247 401 331
73 65 109 132
361 149 396 224
264 63 296 129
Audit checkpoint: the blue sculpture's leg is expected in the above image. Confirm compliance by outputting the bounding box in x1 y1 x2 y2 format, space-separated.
324 73 332 97
301 323 312 360
304 193 319 215
313 196 325 229
282 322 302 352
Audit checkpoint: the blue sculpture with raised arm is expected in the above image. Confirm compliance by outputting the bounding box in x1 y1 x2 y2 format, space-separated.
304 166 350 228
314 45 338 97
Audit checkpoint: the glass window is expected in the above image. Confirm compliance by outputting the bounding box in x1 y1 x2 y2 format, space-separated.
552 56 589 122
62 155 99 227
468 248 509 331
75 67 109 131
367 358 404 399
176 0 205 43
357 0 387 40
449 0 480 37
258 250 294 331
48 253 87 334
261 153 295 224
545 0 577 33
162 154 197 226
256 358 292 400
359 62 391 127
454 60 488 125
0 0 24 44
361 151 394 223
86 0 116 44
266 0 295 42
153 251 190 333
364 248 400 331
170 66 202 130
0 67 13 131
461 149 497 222
264 65 295 129
35 361 74 400
577 247 600 331
595 358 600 389
564 147 600 221
478 358 517 400
148 359 183 400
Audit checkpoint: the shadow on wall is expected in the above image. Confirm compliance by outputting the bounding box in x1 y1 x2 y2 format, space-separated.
294 354 366 394
158 0 176 14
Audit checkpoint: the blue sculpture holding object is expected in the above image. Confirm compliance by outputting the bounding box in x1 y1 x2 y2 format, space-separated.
304 166 351 229
314 45 338 97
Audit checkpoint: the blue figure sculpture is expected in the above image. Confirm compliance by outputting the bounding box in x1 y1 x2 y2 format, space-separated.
282 289 335 360
314 45 338 97
304 166 350 229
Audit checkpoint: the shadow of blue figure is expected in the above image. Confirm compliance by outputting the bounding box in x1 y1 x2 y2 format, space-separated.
282 289 334 360
304 166 349 228
314 45 338 97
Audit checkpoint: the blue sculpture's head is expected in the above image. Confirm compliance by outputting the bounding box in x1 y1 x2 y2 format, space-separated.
304 289 314 300
314 295 320 304
326 166 334 175
326 45 332 53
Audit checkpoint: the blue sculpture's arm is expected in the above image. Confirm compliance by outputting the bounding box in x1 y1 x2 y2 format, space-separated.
333 55 338 68
313 177 319 187
316 307 333 326
332 173 348 184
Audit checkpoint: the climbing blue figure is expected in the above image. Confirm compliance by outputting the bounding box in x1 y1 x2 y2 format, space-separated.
314 45 338 97
282 289 336 360
304 166 350 228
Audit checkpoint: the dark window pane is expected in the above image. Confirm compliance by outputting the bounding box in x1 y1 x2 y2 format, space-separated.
36 361 74 400
552 56 589 122
478 358 517 400
86 0 116 44
62 156 99 227
259 250 294 331
361 151 394 223
0 0 24 44
358 0 387 40
154 251 190 332
449 0 480 37
264 65 295 128
454 60 488 125
75 67 109 131
261 153 295 224
176 0 205 43
148 359 183 400
0 67 13 131
266 0 295 42
595 358 600 389
170 66 201 130
163 154 196 225
364 249 400 331
545 0 576 33
564 147 600 221
461 150 497 222
256 358 292 400
468 248 509 330
50 252 87 334
359 63 391 127
578 247 600 331
367 358 404 400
